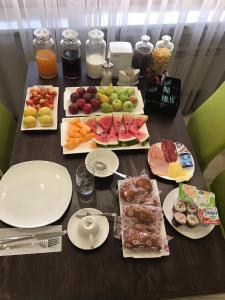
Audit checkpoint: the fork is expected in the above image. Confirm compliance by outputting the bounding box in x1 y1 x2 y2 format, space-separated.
0 238 59 250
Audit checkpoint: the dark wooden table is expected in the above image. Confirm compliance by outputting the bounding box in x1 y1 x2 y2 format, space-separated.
1 62 225 300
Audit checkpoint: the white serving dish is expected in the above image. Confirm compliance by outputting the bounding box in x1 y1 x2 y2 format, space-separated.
60 117 150 155
63 86 144 117
21 85 59 131
148 142 195 183
0 161 72 228
118 179 170 258
163 187 215 239
85 149 119 178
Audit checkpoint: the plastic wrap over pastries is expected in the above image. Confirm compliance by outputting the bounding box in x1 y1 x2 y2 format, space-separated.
122 204 164 251
119 174 160 206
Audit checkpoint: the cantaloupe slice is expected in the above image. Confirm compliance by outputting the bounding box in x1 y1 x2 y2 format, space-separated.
64 137 82 150
81 132 96 143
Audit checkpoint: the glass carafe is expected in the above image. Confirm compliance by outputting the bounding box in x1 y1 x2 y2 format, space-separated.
132 35 153 77
86 29 106 78
60 29 81 79
151 35 174 75
33 28 57 79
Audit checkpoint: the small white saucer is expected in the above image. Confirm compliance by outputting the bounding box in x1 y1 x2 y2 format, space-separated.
117 80 139 86
67 208 110 250
85 149 119 178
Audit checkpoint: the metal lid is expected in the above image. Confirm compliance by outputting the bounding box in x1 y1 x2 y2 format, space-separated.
62 29 78 41
102 58 113 69
162 35 171 44
33 28 51 40
88 29 104 41
141 35 150 42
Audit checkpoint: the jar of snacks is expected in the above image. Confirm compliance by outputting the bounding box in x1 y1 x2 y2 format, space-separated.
101 58 113 86
132 35 153 77
60 29 81 79
151 35 174 75
33 28 57 79
86 29 106 78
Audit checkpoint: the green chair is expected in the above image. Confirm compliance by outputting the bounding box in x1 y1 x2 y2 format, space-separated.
187 82 225 172
211 170 225 238
0 103 16 176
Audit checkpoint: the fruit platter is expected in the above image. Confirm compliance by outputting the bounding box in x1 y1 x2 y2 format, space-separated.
60 113 150 154
21 85 59 131
148 140 195 183
63 86 144 117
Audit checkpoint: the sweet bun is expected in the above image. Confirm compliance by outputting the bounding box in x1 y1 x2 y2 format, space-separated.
135 177 152 192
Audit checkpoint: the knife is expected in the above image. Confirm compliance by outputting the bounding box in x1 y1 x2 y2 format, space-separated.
75 212 117 218
0 230 67 244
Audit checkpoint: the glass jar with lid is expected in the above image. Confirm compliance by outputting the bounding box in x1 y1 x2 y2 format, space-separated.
33 28 57 79
151 35 174 75
132 35 153 77
86 29 106 78
60 29 81 79
101 58 114 86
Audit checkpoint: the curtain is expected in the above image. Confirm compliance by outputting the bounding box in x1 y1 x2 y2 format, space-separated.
0 0 225 115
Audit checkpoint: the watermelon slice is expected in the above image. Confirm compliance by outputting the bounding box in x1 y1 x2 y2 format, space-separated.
93 132 108 148
107 126 118 147
97 114 112 132
113 113 123 135
132 115 148 130
129 127 149 145
123 113 134 132
85 116 97 133
118 130 137 146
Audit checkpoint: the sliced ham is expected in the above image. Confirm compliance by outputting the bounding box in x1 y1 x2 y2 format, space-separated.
151 163 168 176
148 143 169 176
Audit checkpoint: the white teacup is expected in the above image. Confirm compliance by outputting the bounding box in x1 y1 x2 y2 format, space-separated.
78 216 99 249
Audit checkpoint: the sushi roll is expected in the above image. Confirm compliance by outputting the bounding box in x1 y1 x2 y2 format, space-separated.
186 214 199 228
172 212 187 227
173 201 186 213
187 202 198 214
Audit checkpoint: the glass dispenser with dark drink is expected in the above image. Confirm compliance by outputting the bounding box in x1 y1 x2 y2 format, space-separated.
60 29 81 79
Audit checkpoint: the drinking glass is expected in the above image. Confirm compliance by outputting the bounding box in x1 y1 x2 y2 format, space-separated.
76 164 95 195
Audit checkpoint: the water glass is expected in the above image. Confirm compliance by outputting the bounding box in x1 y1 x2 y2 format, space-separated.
76 164 95 196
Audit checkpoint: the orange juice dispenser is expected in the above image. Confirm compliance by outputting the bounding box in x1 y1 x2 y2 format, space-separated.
33 28 57 79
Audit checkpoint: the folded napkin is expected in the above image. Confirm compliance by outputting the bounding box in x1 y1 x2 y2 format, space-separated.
0 225 63 256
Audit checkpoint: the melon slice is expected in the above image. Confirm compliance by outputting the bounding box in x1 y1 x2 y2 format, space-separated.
123 113 134 132
97 114 112 132
118 130 137 147
129 127 149 145
113 113 123 135
132 115 148 130
85 116 97 133
107 126 118 147
93 132 108 148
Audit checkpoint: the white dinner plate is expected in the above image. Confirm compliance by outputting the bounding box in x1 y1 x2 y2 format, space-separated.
163 187 215 239
148 142 195 183
63 86 144 117
0 161 72 228
67 208 109 250
21 86 59 131
85 149 119 177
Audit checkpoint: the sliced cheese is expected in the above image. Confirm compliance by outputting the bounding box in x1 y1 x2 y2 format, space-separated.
167 162 186 179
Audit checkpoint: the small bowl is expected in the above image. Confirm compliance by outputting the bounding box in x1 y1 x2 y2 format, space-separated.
85 149 119 178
